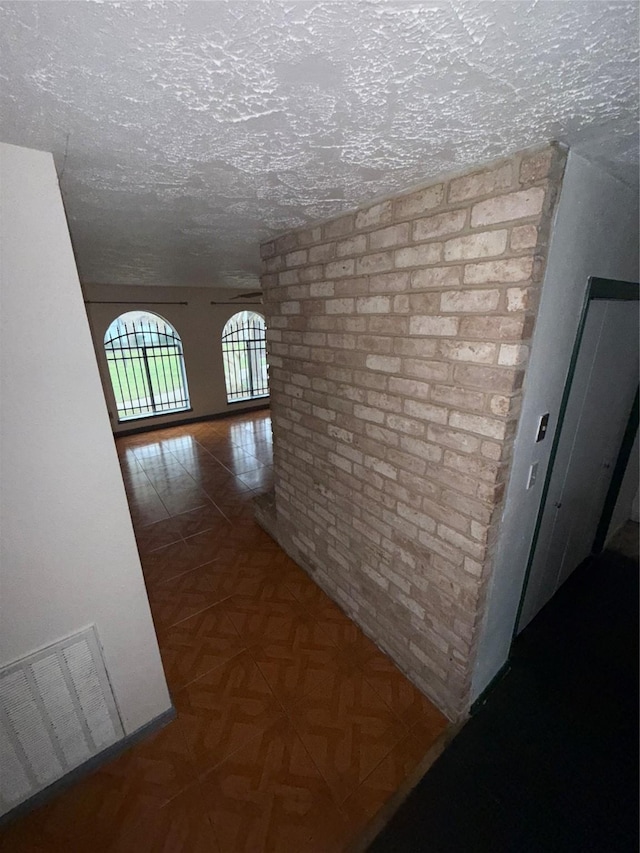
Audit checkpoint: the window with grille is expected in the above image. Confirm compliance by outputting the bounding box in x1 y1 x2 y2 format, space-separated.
104 311 191 422
222 311 269 404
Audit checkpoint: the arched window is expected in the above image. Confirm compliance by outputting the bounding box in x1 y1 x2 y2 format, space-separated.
104 311 190 421
222 311 269 403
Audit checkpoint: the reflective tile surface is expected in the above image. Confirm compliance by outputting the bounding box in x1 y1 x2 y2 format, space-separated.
1 410 448 852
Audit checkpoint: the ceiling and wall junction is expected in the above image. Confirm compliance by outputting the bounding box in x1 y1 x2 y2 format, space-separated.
0 1 637 292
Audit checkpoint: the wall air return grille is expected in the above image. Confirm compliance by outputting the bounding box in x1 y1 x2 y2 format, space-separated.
0 626 123 816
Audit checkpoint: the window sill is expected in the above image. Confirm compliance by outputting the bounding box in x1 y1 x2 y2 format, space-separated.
117 406 193 424
227 394 270 405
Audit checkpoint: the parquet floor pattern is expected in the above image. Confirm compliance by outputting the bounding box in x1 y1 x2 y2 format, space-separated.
1 411 448 852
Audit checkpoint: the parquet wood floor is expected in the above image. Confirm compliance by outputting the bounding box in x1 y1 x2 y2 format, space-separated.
1 411 448 852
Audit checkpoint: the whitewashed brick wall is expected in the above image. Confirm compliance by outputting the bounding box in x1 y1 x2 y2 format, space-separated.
260 144 565 719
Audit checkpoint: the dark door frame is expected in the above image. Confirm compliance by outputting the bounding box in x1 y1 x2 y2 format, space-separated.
592 387 638 554
512 276 639 637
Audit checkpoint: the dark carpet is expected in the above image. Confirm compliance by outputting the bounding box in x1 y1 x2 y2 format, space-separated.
369 523 639 853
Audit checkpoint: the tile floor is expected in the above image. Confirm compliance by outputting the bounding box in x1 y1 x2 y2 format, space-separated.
0 410 448 853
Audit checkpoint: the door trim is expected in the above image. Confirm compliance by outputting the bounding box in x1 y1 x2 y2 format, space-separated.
512 277 639 638
592 388 639 554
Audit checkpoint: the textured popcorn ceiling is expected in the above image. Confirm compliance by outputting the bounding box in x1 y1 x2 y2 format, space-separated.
0 1 637 289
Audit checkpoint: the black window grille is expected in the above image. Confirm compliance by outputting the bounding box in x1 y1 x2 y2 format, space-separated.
104 311 191 421
222 311 269 403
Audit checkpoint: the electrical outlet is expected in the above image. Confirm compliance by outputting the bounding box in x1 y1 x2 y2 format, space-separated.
527 462 538 490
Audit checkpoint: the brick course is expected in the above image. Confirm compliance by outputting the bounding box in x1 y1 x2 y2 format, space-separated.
260 144 565 719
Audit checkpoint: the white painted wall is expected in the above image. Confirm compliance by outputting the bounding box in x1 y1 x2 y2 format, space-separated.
0 143 171 734
83 283 267 434
471 151 639 701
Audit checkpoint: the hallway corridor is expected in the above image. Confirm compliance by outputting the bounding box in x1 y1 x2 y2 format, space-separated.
0 411 448 852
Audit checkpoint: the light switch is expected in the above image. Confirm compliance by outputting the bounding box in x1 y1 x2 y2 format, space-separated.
536 413 549 443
